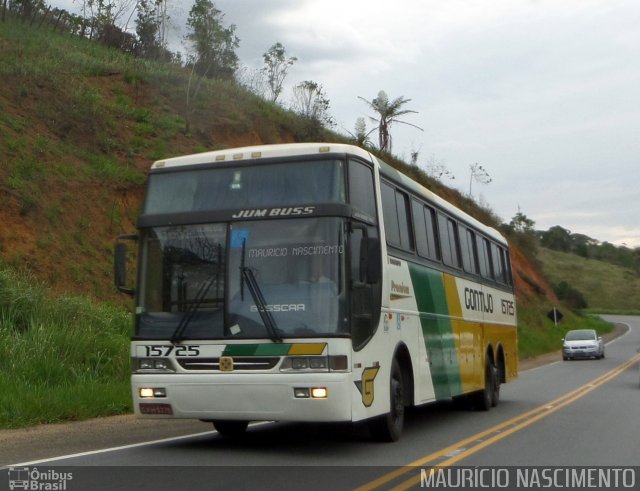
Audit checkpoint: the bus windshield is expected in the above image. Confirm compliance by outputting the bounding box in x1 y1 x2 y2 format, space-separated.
136 218 348 340
144 159 346 214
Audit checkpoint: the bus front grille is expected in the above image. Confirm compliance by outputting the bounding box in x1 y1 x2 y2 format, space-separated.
176 357 280 371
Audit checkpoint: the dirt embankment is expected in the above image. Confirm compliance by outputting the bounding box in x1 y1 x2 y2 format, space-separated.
510 245 557 304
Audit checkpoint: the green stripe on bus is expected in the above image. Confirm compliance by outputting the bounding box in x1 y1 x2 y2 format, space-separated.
408 263 462 399
223 344 292 356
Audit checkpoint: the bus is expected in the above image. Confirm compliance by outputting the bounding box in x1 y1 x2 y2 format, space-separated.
114 143 517 441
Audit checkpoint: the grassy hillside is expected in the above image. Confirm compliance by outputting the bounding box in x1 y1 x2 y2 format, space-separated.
538 247 640 312
0 20 315 302
0 19 616 428
0 19 500 302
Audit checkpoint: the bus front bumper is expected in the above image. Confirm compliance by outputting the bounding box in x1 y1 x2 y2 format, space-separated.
132 372 353 422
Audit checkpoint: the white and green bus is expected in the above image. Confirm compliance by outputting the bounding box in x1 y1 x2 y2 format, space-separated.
115 143 517 441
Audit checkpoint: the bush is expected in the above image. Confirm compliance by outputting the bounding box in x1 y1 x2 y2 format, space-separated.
553 280 588 310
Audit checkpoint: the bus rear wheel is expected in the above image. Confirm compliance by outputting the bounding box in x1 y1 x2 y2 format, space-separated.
472 360 497 411
490 364 500 407
369 359 404 442
212 420 249 436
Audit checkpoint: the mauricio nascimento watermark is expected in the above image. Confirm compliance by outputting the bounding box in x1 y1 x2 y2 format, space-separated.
7 467 73 491
419 467 637 489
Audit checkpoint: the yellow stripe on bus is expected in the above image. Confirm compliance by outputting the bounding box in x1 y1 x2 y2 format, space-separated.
443 274 482 392
288 343 327 355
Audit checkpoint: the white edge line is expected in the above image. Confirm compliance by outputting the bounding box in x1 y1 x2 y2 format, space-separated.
3 430 217 468
3 421 273 469
604 322 632 346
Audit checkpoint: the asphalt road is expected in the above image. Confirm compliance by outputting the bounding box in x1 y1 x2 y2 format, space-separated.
2 315 639 491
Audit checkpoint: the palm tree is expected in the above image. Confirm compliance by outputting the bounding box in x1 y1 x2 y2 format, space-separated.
358 91 423 153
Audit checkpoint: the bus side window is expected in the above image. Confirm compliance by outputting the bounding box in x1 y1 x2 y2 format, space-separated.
438 214 461 269
412 200 440 261
381 182 414 251
491 243 507 284
504 247 514 286
460 226 479 274
395 190 414 251
478 237 492 279
348 160 377 222
381 182 400 247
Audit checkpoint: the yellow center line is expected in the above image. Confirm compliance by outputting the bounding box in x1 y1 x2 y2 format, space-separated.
356 352 640 491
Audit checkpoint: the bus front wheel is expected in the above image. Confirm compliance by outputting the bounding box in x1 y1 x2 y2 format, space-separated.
212 420 249 436
369 359 405 442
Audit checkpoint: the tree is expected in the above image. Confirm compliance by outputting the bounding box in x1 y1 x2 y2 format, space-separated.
358 90 423 153
76 0 136 39
236 66 268 98
135 0 162 58
509 209 535 234
291 80 334 127
540 225 572 252
505 208 538 259
468 162 492 196
344 117 374 148
185 0 239 79
412 151 454 182
262 42 297 103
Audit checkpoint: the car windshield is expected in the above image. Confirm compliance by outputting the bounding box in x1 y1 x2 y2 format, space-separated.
135 218 348 340
565 330 596 341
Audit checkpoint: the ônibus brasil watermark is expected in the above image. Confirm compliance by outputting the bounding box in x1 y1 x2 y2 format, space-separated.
7 467 72 491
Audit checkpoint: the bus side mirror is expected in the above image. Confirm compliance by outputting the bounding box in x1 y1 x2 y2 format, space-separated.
114 234 137 295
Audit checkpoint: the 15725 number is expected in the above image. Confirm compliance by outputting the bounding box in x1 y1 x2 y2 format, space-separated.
144 345 200 357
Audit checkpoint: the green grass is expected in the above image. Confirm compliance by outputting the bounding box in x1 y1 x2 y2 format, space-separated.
0 268 132 428
538 248 640 310
584 308 640 316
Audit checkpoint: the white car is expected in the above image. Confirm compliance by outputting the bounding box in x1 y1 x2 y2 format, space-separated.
562 329 605 360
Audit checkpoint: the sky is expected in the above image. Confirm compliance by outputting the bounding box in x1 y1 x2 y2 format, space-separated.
55 0 640 247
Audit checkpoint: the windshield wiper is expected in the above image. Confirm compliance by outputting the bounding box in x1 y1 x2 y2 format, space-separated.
240 266 283 343
171 277 214 343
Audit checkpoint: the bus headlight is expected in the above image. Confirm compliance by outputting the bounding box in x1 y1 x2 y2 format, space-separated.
280 355 349 372
281 356 328 372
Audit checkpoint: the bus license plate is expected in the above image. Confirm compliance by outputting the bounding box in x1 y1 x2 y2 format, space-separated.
139 403 173 415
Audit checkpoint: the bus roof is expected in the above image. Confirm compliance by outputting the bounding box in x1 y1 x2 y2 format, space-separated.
151 142 506 245
151 142 373 170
